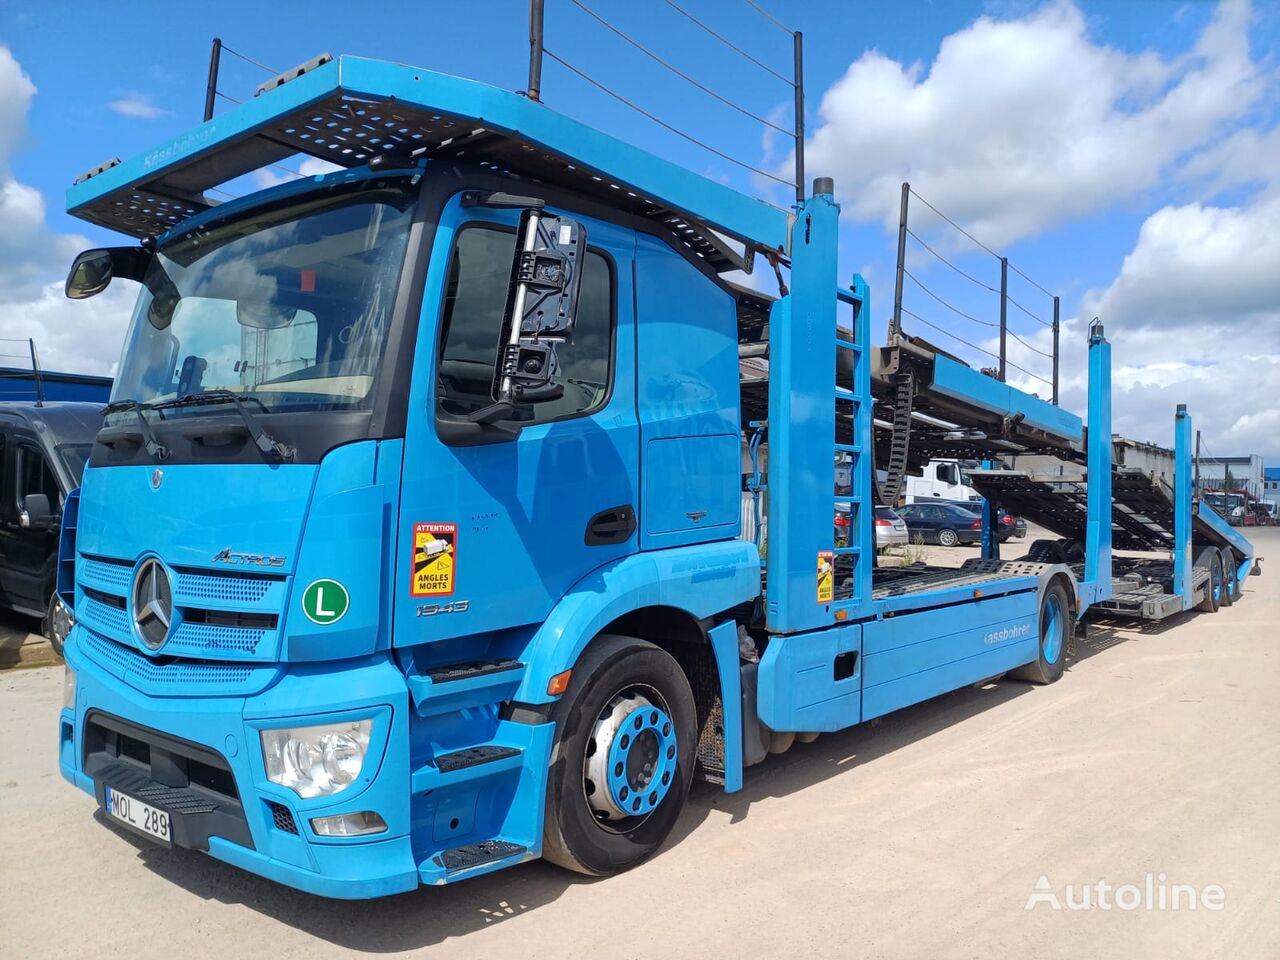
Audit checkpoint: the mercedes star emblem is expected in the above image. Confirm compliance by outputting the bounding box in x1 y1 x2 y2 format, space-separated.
132 557 174 651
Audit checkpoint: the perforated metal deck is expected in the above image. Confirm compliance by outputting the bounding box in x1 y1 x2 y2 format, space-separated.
68 57 786 274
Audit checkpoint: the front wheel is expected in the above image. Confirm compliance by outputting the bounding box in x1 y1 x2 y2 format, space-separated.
542 635 696 876
937 528 959 547
1010 581 1071 685
44 592 73 659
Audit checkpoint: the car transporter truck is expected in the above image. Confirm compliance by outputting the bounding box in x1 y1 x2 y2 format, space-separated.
54 22 1258 898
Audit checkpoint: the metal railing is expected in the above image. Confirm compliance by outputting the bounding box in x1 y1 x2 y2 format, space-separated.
889 182 1061 403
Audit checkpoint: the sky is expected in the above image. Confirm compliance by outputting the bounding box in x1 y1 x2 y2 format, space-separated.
0 0 1277 460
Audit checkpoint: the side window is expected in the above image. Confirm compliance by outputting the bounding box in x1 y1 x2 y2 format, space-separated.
16 443 58 509
436 225 614 423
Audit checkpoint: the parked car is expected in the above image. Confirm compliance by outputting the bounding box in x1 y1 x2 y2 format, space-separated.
833 505 910 549
873 506 908 548
935 498 1027 540
895 501 985 546
0 402 102 655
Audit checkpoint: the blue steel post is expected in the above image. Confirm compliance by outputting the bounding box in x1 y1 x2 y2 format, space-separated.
1174 404 1194 609
1081 322 1112 607
980 460 999 560
767 179 839 634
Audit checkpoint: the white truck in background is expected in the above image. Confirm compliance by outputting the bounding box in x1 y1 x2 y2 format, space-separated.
905 459 981 504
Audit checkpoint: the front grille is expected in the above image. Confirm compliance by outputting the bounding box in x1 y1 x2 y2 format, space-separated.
266 801 298 834
174 569 280 606
84 711 253 852
76 553 287 662
79 629 281 698
81 557 133 592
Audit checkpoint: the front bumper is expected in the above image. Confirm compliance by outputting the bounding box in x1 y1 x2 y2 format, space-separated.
60 628 420 899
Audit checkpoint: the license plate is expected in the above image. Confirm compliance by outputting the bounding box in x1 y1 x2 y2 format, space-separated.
104 786 172 843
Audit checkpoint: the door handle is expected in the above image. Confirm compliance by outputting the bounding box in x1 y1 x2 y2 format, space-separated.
585 505 636 546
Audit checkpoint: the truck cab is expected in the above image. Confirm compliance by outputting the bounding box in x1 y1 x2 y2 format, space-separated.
905 458 979 503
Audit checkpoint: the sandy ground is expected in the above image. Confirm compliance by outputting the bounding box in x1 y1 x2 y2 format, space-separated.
2 529 1278 959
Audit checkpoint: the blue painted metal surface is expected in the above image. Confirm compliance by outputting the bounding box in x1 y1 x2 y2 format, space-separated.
832 279 874 618
707 621 743 793
635 232 741 548
1079 326 1113 609
929 355 1083 442
980 459 1000 560
766 185 840 635
1174 405 1195 609
67 57 789 256
757 623 861 733
514 539 762 705
393 196 641 648
1195 496 1256 580
861 589 1039 721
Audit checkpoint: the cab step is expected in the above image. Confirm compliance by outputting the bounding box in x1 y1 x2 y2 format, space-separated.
438 840 527 872
426 658 522 684
434 744 522 773
411 743 525 792
406 658 526 717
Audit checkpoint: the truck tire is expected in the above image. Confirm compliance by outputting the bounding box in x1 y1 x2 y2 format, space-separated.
542 634 696 876
1195 551 1223 613
44 591 72 659
1009 580 1071 685
1219 548 1238 606
937 528 959 547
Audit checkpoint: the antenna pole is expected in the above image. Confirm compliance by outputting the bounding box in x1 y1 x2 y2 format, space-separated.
891 182 909 343
204 37 222 122
28 339 44 407
793 31 805 206
527 0 545 102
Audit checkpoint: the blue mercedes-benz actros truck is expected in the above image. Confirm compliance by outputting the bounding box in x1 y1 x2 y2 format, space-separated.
55 49 1255 898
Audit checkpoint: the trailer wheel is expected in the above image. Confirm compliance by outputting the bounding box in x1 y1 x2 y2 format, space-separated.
1010 581 1071 685
937 528 959 547
1219 548 1238 606
1196 552 1223 613
542 635 696 876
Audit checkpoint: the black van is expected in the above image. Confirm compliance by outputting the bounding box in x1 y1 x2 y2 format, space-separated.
0 402 102 653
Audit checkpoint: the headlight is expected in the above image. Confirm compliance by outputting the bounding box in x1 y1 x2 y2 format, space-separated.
260 720 372 799
62 665 76 711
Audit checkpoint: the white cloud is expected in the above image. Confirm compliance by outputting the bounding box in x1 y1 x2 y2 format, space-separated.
0 46 134 375
107 94 170 120
1087 194 1280 329
802 0 1262 246
252 156 343 190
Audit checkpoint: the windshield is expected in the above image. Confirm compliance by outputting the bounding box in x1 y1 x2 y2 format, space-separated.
110 181 415 418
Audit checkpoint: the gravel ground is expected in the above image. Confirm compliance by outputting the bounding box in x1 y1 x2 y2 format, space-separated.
2 528 1277 959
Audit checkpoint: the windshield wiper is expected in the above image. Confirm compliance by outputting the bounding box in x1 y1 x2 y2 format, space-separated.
154 389 295 461
101 399 170 462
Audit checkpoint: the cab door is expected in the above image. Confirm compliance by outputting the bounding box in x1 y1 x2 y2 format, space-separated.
393 194 638 645
0 428 59 615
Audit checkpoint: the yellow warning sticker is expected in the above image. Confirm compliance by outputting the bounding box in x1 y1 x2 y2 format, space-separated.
817 550 834 604
412 522 457 597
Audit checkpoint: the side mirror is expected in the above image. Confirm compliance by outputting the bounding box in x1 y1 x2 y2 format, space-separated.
66 250 115 300
493 208 587 403
20 493 52 529
66 246 152 300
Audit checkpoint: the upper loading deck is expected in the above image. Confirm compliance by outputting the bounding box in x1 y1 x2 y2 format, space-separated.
67 55 788 273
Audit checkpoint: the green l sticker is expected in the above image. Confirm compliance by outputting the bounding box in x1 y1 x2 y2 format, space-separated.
302 579 349 625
